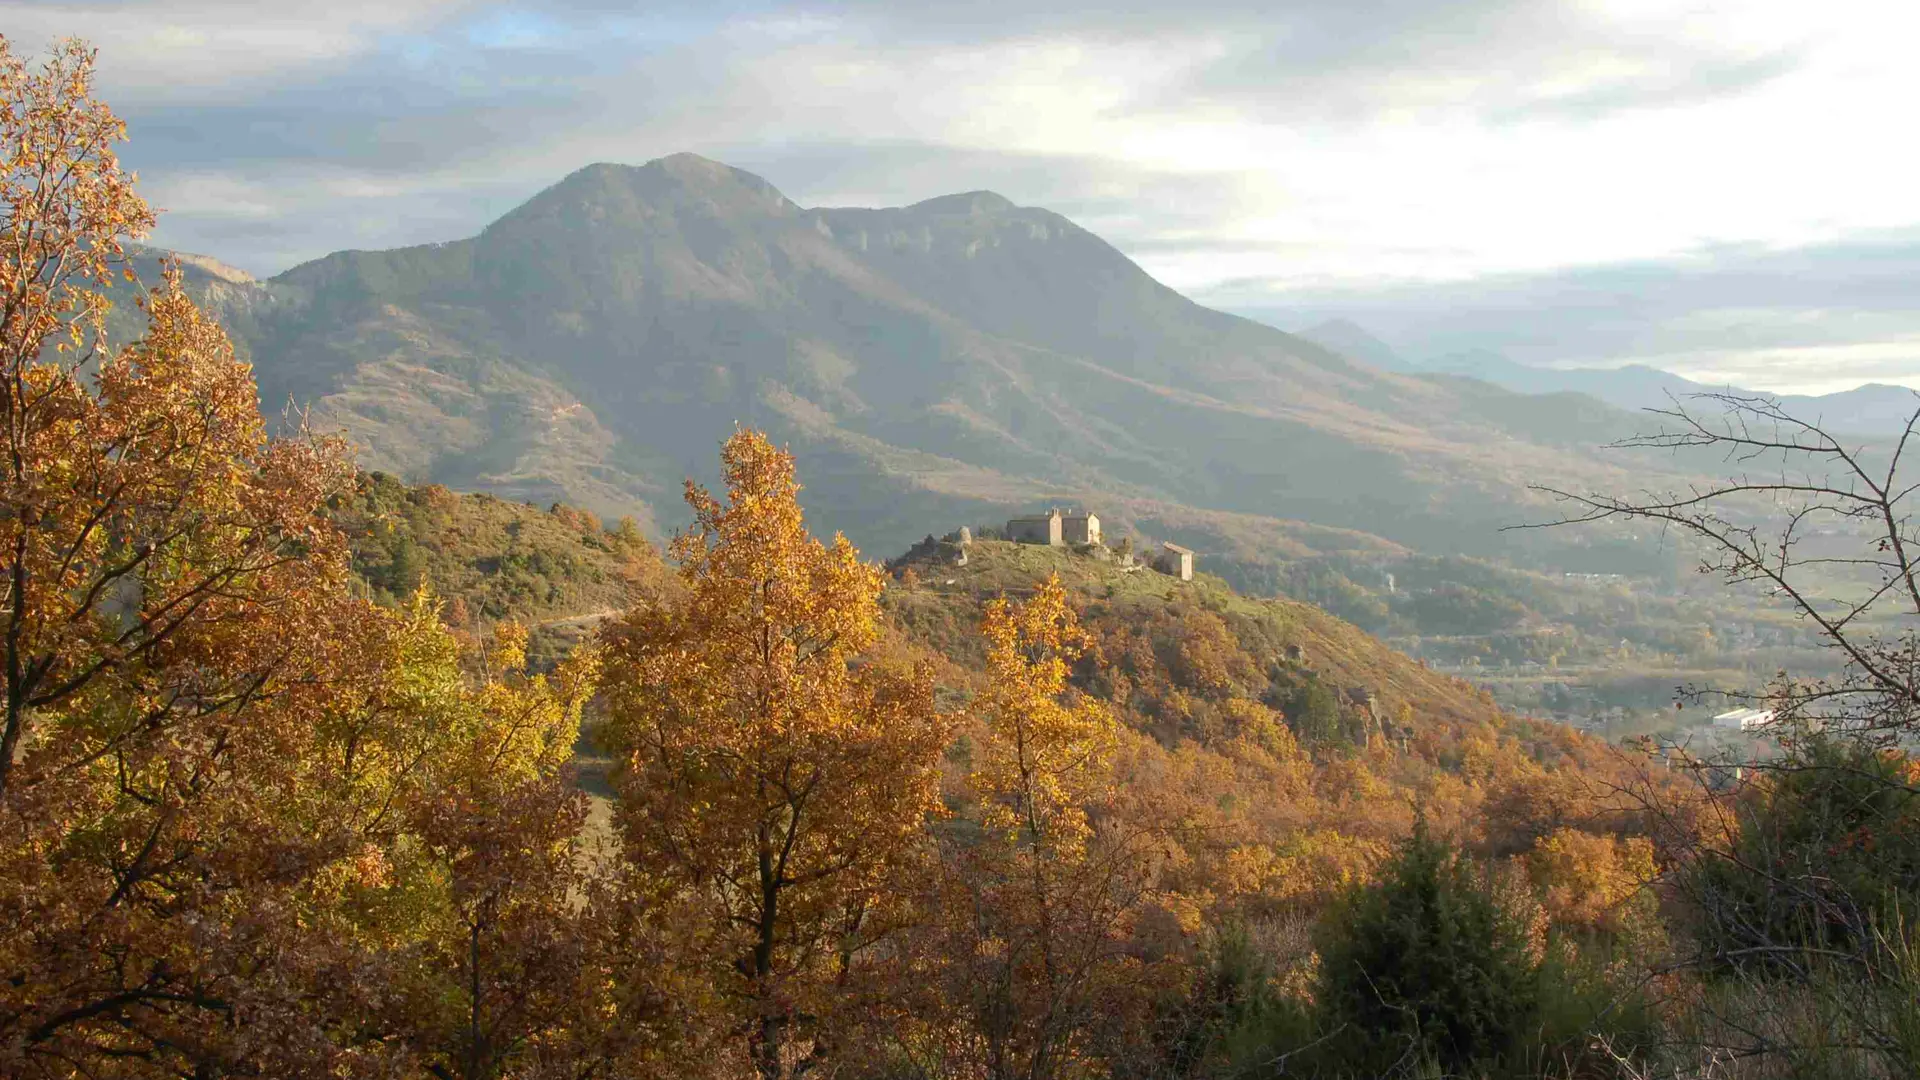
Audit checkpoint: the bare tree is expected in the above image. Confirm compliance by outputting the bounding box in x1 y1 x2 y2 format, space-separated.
1521 390 1920 744
1519 390 1920 1077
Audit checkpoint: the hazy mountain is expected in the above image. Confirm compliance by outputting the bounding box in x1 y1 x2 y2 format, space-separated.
1295 323 1918 436
1783 382 1920 434
1297 319 1411 372
146 153 1693 571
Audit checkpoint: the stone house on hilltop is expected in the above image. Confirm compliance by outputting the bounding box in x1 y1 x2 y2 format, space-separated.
1006 509 1101 547
1002 510 1194 579
1006 510 1063 546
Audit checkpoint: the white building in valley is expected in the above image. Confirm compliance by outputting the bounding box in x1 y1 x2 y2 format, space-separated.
1712 707 1776 732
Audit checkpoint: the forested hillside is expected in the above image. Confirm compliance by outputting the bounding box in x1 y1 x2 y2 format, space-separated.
332 471 662 658
882 538 1659 899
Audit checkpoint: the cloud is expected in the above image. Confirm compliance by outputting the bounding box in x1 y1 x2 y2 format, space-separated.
5 0 1915 396
775 0 1811 126
2 1 478 96
1216 231 1920 394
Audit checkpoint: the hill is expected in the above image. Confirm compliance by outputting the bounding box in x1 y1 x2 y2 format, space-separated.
130 154 1701 578
889 538 1502 732
331 472 663 658
881 537 1652 880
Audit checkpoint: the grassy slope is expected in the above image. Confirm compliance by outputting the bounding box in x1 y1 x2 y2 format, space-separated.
887 539 1507 732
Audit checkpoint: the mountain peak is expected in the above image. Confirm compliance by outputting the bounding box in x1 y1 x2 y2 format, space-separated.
528 155 800 221
128 244 257 285
1297 319 1407 371
642 152 753 185
907 190 1017 215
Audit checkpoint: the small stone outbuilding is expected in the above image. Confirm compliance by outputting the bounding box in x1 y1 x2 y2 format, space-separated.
1154 542 1195 582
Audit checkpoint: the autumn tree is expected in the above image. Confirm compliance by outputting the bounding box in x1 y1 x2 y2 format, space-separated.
931 575 1169 1080
598 429 949 1080
0 35 425 1074
0 39 656 1078
0 35 161 804
319 603 618 1080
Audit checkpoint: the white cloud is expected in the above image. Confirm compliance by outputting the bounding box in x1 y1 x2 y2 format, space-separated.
0 1 474 96
19 0 1920 391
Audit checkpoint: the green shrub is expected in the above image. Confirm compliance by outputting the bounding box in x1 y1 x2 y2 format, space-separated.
1157 921 1319 1080
1314 822 1540 1076
1282 680 1348 750
1691 738 1920 970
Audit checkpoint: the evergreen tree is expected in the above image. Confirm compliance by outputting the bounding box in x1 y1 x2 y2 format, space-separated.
1316 823 1538 1076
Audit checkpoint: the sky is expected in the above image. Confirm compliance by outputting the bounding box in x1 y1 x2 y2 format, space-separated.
6 0 1916 394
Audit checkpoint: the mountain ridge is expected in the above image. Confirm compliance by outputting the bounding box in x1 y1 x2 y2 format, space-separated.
138 153 1693 576
1296 319 1918 435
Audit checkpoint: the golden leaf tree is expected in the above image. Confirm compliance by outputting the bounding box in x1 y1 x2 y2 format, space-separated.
0 36 411 1074
0 39 656 1078
599 429 949 1080
318 599 684 1080
931 575 1171 1080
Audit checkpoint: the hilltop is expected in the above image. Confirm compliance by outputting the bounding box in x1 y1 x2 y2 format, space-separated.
130 154 1700 579
890 537 1502 729
330 472 663 657
881 537 1646 873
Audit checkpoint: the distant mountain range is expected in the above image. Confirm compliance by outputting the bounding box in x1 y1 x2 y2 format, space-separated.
1297 319 1919 436
135 154 1710 574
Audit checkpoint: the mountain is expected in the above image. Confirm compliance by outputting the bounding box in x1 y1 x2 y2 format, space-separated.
1784 382 1920 434
148 154 1693 573
1420 352 1705 409
1296 324 1918 436
1297 319 1411 372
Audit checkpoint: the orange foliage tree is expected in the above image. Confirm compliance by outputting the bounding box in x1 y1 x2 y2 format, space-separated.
0 39 671 1079
931 575 1173 1080
0 36 405 1073
599 429 949 1080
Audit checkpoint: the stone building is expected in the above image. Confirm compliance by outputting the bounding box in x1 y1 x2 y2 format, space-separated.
1008 508 1102 547
1154 542 1194 581
1006 509 1064 546
1061 511 1100 545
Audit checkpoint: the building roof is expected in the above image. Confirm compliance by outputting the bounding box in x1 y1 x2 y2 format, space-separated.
1712 707 1776 728
1161 541 1194 555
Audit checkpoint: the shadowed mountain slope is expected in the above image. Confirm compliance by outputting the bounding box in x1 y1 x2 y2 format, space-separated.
150 154 1692 571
